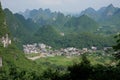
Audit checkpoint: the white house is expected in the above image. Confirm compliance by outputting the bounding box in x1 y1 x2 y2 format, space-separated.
91 46 97 50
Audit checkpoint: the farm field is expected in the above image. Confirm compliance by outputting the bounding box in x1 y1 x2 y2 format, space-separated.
33 52 116 69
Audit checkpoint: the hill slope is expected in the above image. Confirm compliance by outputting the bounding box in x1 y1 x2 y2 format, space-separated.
0 2 42 79
4 9 40 44
0 2 9 37
79 4 120 34
64 15 99 33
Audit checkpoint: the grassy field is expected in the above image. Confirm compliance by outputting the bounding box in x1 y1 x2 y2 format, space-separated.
87 53 116 66
35 56 80 66
33 52 117 69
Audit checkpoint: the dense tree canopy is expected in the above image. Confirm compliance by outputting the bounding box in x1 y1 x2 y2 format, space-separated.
113 33 120 59
0 2 9 37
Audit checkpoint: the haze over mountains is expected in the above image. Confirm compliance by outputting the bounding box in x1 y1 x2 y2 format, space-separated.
19 4 120 34
3 4 119 49
1 1 120 80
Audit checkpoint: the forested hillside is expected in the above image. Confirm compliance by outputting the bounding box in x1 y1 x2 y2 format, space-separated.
4 7 116 49
0 2 8 37
4 9 40 44
0 2 43 79
1 1 120 80
64 15 99 32
80 4 120 34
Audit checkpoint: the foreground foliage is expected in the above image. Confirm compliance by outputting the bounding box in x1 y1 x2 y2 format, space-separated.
113 33 120 59
1 2 120 80
1 48 120 80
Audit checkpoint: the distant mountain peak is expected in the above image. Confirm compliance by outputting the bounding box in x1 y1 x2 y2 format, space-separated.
82 7 96 13
106 4 115 10
25 9 30 13
86 7 95 11
80 14 89 17
80 7 96 17
108 4 114 8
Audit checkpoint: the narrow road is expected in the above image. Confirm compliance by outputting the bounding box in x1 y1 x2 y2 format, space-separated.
27 54 46 60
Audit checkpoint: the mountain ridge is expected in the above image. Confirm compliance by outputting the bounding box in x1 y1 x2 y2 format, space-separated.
3 4 117 49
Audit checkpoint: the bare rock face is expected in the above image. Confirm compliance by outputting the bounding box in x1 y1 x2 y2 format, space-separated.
1 34 11 48
0 57 2 67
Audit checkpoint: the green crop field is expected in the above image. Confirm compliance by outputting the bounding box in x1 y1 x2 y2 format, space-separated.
35 56 80 66
33 52 117 70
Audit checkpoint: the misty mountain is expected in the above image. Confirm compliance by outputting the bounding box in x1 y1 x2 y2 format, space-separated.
4 9 40 44
80 8 99 21
79 4 120 34
80 4 119 21
3 4 117 49
19 8 100 33
19 4 120 35
19 8 70 27
64 15 99 33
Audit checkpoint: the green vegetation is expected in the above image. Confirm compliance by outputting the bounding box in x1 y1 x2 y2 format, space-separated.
34 52 116 67
113 33 120 59
1 48 120 80
80 4 120 35
0 2 9 37
1 2 120 80
4 9 40 45
4 7 115 50
67 54 120 80
0 44 44 80
64 15 99 33
35 56 80 67
0 3 41 79
33 24 115 49
34 25 62 49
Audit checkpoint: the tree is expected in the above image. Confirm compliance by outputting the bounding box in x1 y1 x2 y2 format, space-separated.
113 33 120 59
0 2 9 37
68 54 92 80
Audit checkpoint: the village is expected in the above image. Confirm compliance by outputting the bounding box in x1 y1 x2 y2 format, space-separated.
23 43 113 59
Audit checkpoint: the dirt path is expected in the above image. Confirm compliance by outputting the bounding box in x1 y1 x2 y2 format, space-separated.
27 54 46 60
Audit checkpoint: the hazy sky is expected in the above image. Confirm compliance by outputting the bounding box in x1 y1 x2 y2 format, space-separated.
1 0 120 14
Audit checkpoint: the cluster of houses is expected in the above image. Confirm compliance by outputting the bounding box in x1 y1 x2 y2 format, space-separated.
52 47 87 56
23 43 111 58
23 43 52 54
